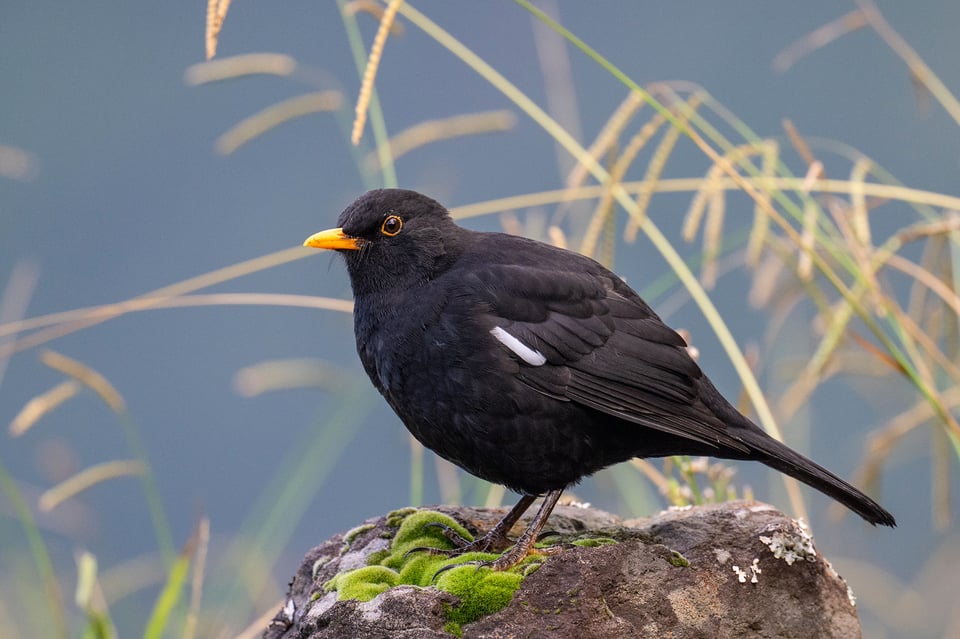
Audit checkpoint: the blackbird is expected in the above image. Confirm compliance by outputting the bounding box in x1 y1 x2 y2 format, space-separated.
304 188 895 570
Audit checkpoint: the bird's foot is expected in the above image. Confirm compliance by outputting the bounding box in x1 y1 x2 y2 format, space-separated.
431 539 567 580
406 521 515 558
434 521 515 553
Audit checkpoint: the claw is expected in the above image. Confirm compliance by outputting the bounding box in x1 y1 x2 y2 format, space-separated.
422 521 475 548
535 529 560 543
431 559 489 582
403 545 457 559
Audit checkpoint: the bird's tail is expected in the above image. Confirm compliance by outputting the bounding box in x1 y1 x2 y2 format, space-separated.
742 431 896 527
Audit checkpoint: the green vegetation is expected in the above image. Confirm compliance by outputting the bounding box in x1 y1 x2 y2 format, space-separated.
325 510 531 632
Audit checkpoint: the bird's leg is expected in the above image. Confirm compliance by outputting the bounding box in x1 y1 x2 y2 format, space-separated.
488 489 563 570
419 494 537 555
431 490 565 577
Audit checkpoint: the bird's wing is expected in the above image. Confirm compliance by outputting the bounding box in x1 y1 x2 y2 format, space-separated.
471 264 749 452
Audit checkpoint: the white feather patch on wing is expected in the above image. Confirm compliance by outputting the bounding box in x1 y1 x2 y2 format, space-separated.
490 326 547 366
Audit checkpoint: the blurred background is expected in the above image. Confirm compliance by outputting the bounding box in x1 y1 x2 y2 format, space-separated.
2 2 959 637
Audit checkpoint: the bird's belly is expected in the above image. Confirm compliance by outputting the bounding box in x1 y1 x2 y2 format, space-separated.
388 369 626 494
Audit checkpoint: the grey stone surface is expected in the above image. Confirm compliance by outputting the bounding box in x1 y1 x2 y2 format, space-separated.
264 500 862 639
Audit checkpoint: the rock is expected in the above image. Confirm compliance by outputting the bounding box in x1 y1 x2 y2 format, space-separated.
264 500 862 639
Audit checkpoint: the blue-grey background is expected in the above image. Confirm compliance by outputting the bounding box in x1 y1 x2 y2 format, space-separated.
2 2 958 636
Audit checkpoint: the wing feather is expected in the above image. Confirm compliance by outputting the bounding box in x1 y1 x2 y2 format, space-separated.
468 258 750 454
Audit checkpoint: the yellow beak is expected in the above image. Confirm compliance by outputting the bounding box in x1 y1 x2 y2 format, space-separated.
303 227 362 251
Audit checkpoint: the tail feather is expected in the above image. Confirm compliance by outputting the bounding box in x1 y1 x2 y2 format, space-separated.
743 431 896 527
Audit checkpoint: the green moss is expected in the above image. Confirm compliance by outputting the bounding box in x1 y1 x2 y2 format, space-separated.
326 509 539 628
669 550 690 567
397 552 440 584
343 523 375 546
385 506 418 528
443 620 463 637
385 510 473 566
434 563 523 625
570 536 618 548
327 566 400 602
365 549 390 566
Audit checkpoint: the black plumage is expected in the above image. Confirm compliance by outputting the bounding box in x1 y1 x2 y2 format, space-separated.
304 188 894 569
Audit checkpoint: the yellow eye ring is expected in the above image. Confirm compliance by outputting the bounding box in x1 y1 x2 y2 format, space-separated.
381 215 403 237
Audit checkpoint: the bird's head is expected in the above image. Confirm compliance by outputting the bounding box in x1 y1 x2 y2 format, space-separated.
304 189 462 296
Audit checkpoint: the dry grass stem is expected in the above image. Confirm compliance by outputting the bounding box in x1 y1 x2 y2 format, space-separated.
216 91 343 155
629 459 671 495
782 119 819 167
889 311 960 389
434 456 461 505
74 552 116 639
748 252 786 309
684 143 765 246
183 517 210 639
344 0 405 35
449 178 960 222
547 225 568 249
686 146 768 287
624 93 702 243
854 0 960 127
580 111 668 258
0 246 332 357
932 427 952 530
622 122 680 243
566 91 645 189
0 261 40 388
894 213 960 246
907 235 943 319
39 460 147 512
351 0 405 145
772 9 867 73
205 0 233 60
825 197 885 315
800 161 824 193
885 253 960 335
777 353 830 423
846 331 908 376
97 554 167 606
41 350 125 414
746 141 779 266
184 54 297 86
483 483 506 509
796 200 818 281
498 211 523 237
701 183 726 289
233 359 346 396
846 386 960 518
364 110 516 170
9 380 81 437
682 174 713 243
0 293 353 371
849 157 873 246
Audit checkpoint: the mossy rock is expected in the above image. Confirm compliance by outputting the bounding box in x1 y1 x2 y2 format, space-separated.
326 509 540 628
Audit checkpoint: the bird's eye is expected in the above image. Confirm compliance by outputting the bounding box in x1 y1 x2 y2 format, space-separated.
380 215 403 237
